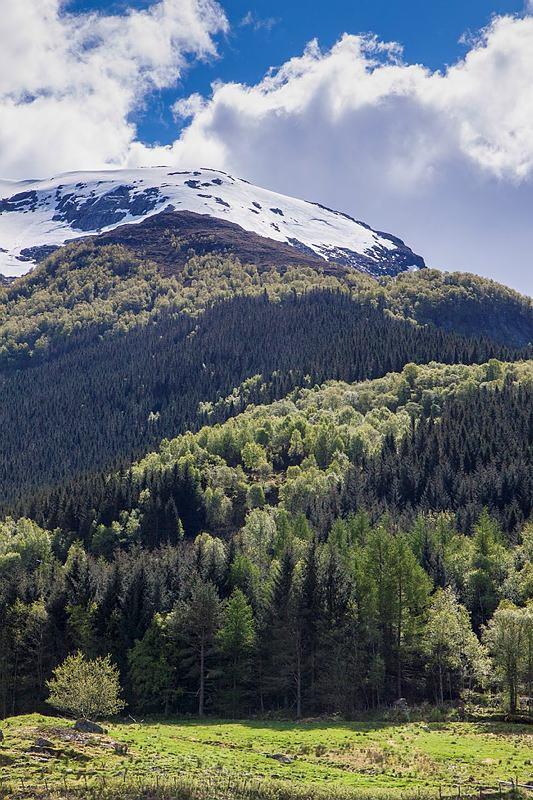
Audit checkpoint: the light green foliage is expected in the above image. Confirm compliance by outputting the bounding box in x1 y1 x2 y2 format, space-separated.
91 509 142 556
217 589 256 715
467 510 511 630
482 602 533 712
0 243 370 365
0 517 52 574
46 652 125 720
423 588 487 704
0 245 167 364
193 532 227 583
364 528 431 698
241 441 269 473
204 486 233 531
2 238 529 368
381 269 533 346
505 523 533 603
240 509 277 575
134 360 533 541
218 590 256 658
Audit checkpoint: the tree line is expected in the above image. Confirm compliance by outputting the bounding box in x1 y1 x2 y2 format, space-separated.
1 509 531 720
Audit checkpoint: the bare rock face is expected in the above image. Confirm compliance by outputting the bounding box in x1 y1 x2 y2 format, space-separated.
74 719 106 734
52 185 162 231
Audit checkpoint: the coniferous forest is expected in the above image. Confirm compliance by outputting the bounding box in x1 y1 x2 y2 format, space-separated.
0 241 532 726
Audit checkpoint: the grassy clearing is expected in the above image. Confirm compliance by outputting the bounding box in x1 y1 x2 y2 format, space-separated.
0 714 532 798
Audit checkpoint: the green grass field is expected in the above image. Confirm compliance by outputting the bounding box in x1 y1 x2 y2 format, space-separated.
1 714 532 799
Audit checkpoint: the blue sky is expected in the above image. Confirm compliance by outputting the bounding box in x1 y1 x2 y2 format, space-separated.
72 0 524 146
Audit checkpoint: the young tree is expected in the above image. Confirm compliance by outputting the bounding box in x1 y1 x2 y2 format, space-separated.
246 483 266 510
523 604 533 713
423 587 486 705
47 652 125 721
468 510 504 630
390 535 431 699
365 528 430 700
128 614 175 714
262 549 304 716
217 589 255 716
241 442 269 474
483 602 531 713
240 509 277 576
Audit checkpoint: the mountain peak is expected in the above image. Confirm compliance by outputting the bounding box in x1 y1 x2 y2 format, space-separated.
0 167 425 277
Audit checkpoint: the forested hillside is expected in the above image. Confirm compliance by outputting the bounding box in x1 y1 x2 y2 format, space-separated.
0 233 531 726
0 245 530 370
15 358 531 542
382 269 533 347
1 361 532 719
1 291 525 506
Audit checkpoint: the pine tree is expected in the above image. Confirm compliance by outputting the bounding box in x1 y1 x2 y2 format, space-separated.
170 581 222 716
217 589 255 716
128 614 175 713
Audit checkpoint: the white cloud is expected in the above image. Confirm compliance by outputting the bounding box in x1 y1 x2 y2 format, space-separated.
0 0 227 178
136 15 533 292
239 11 278 32
1 5 532 292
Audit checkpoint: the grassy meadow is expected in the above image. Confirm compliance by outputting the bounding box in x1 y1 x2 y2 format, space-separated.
1 714 532 799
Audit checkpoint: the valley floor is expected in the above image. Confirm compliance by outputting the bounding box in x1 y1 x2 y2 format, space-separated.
1 714 532 799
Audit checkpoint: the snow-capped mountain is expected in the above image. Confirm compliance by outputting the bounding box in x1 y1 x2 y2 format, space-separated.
0 167 424 277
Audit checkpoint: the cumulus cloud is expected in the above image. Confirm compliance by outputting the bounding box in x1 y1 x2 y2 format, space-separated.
0 0 227 178
135 16 533 292
2 5 532 291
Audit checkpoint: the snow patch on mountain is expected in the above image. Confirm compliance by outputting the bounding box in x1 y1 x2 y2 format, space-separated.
0 168 424 277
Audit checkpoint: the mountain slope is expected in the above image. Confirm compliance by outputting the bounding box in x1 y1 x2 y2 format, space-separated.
0 238 530 371
0 289 526 509
381 269 533 347
15 359 533 544
0 167 425 277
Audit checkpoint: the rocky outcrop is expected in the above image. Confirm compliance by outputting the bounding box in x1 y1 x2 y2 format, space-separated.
268 753 294 764
73 719 106 734
52 186 163 231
